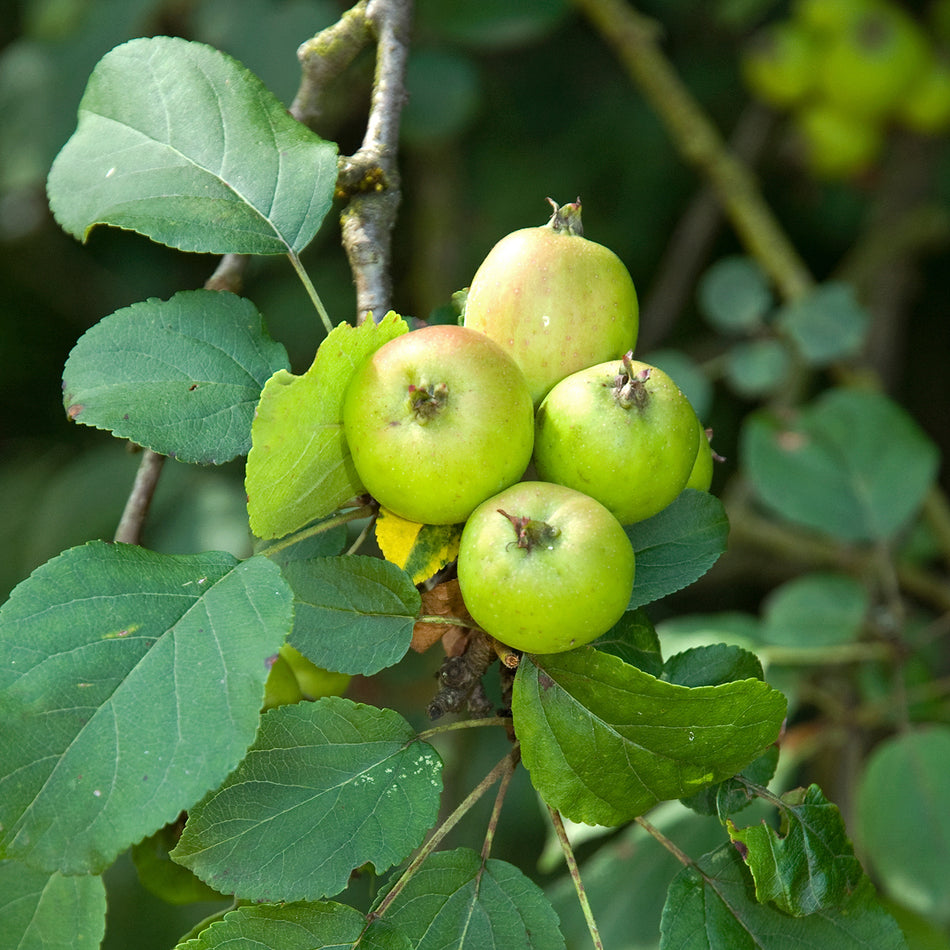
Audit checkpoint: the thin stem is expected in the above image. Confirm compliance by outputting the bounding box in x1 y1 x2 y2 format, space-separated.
547 807 604 950
370 750 514 921
481 746 520 861
114 449 166 545
634 815 694 869
259 502 377 557
415 614 480 630
289 250 334 334
415 716 511 743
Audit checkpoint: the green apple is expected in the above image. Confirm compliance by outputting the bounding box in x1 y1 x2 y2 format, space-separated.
457 481 635 654
280 644 351 700
463 198 639 406
794 100 884 178
342 323 534 525
685 421 715 492
818 6 929 119
741 20 820 108
533 354 699 525
895 54 950 134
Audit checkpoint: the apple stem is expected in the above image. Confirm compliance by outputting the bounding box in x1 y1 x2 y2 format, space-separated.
497 509 562 551
545 197 584 237
612 351 651 411
408 381 449 423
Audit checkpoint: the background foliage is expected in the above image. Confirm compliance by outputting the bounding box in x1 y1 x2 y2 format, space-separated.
2 0 950 948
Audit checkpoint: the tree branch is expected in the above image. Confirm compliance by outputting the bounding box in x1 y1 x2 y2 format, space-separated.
574 0 814 304
339 0 413 323
114 449 166 545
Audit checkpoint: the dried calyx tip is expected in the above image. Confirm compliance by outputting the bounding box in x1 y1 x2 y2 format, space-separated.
498 508 561 551
545 196 584 237
612 351 650 411
408 381 448 422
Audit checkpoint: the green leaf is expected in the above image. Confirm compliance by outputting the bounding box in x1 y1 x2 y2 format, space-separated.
172 698 443 902
725 338 793 399
282 556 420 677
0 543 293 873
856 726 950 922
761 572 868 647
663 643 765 688
512 648 786 826
131 823 225 905
47 36 338 255
175 900 409 950
660 842 908 949
0 860 107 949
626 490 730 608
62 291 289 464
775 282 870 367
697 255 773 334
680 746 780 819
644 349 714 420
728 784 865 916
742 387 939 542
246 311 409 539
375 848 566 950
547 802 735 950
596 606 664 678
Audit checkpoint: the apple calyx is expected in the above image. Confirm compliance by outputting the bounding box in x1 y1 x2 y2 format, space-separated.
611 352 651 411
545 196 584 237
498 509 562 552
408 381 449 423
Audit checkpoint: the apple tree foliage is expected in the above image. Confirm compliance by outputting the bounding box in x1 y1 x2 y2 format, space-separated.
1 4 948 949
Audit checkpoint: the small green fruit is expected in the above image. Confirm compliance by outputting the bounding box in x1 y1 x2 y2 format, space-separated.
343 324 534 525
895 55 950 134
818 6 930 119
457 481 635 654
463 198 639 406
686 422 715 492
741 21 820 108
262 651 304 709
794 100 885 178
280 644 351 700
533 355 700 525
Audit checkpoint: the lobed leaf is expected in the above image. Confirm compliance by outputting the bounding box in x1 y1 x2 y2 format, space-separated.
659 842 908 949
171 698 443 902
47 36 338 255
626 490 730 608
281 555 420 676
62 290 289 463
0 859 107 949
246 311 408 539
512 648 786 826
728 784 864 916
0 543 293 873
174 900 410 950
743 387 939 543
375 848 566 950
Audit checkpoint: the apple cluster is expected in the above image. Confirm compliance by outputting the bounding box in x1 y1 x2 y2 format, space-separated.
342 200 709 655
741 0 950 179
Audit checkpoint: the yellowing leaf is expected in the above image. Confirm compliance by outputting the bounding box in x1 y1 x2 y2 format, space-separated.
246 313 408 539
376 506 462 584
